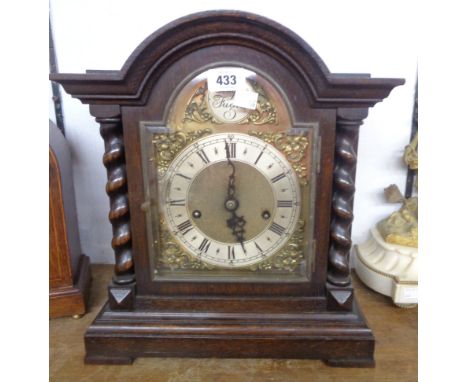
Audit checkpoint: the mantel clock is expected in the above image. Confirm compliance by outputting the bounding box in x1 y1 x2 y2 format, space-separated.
50 11 404 366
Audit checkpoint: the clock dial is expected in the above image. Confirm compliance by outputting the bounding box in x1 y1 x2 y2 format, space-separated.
162 133 301 267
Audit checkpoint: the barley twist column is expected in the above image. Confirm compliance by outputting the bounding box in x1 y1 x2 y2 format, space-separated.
327 108 368 288
93 106 134 285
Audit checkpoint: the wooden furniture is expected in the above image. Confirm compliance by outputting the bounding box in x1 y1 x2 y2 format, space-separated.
49 120 91 318
50 265 418 381
50 11 404 366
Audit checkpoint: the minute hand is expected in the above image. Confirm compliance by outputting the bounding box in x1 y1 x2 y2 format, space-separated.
224 141 247 253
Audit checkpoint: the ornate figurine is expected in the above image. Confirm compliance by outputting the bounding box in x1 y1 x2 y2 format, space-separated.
355 133 418 307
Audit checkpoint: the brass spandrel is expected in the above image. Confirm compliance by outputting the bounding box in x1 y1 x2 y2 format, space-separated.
249 220 305 272
156 218 214 271
156 218 305 273
151 129 212 176
249 131 309 185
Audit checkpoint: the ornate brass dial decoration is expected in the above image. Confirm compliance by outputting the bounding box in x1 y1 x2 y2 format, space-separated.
183 80 277 125
157 218 305 272
151 130 309 183
151 129 212 176
249 131 309 185
250 220 305 272
161 133 301 268
157 218 214 271
148 68 313 274
150 130 310 272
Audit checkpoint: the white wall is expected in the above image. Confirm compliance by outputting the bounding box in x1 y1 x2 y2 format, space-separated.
49 0 417 264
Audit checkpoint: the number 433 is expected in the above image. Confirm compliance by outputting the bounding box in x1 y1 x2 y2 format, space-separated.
216 75 237 86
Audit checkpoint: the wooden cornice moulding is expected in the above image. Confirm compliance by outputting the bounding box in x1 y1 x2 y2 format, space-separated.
49 10 404 108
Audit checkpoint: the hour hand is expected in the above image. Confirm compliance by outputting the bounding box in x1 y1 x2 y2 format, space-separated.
226 213 247 253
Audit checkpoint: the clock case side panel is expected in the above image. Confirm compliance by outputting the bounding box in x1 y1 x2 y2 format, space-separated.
122 46 335 301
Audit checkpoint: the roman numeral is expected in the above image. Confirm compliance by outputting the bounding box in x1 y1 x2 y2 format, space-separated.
176 220 193 235
198 238 211 253
269 222 286 236
169 199 185 206
271 173 286 183
228 245 235 260
225 141 237 159
277 200 293 208
196 149 210 164
175 173 191 180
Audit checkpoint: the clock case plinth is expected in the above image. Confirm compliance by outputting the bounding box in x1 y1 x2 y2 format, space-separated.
84 290 373 367
50 11 404 367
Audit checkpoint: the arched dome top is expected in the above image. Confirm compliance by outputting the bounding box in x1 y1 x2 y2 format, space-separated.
51 10 404 108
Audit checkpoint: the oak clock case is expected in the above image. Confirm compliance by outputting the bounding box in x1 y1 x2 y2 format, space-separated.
50 11 404 367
